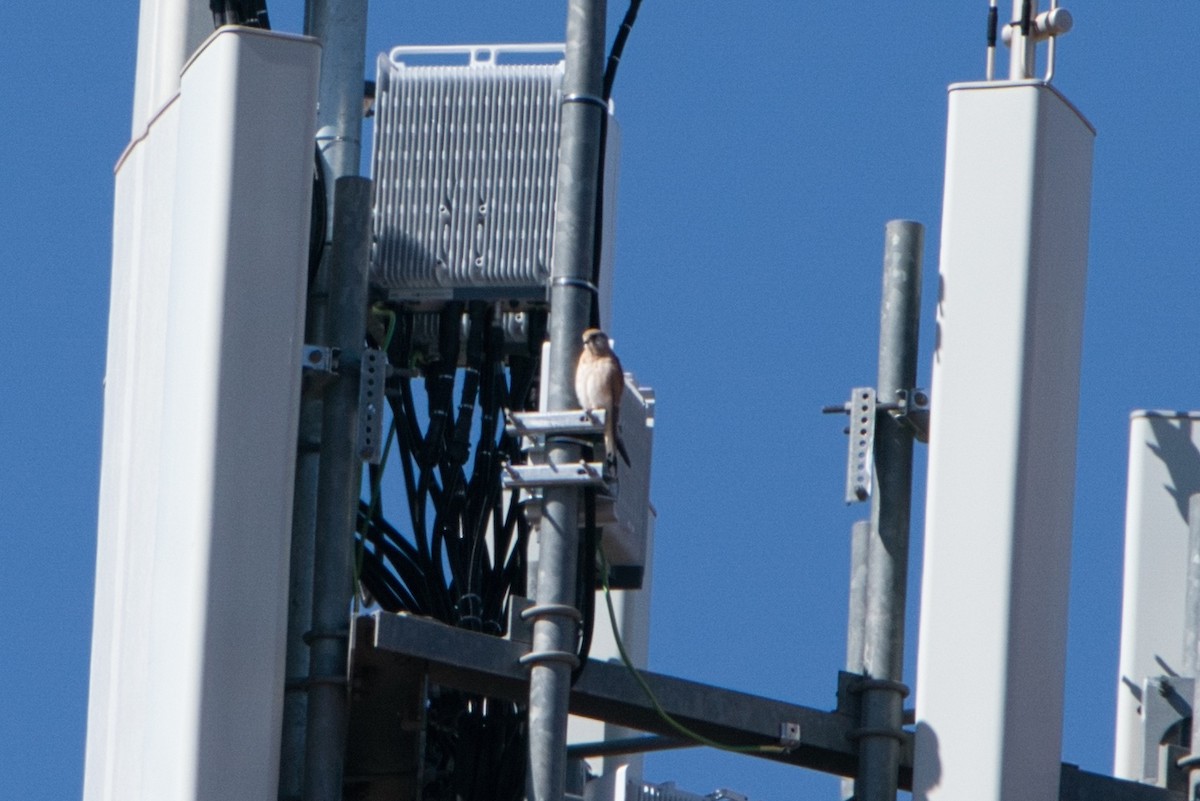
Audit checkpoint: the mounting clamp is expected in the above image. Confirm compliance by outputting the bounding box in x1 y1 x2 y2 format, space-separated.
500 460 608 489
824 386 931 503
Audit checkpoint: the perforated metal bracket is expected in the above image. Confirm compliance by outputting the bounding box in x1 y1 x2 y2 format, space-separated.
358 348 386 464
844 388 876 503
825 385 932 502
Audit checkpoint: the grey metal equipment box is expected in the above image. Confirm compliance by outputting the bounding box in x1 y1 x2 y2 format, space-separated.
370 43 619 305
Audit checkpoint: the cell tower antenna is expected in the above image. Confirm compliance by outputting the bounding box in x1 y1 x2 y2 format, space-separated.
995 0 1073 82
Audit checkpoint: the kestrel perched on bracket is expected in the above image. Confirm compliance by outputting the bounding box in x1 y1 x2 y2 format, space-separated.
575 327 630 468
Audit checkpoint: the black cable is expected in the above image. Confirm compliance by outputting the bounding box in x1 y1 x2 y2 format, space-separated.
603 0 644 101
987 5 999 49
589 0 645 326
354 304 544 801
210 0 270 29
572 486 599 683
308 145 327 289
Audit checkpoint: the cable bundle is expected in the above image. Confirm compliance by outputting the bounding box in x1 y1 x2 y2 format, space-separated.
354 303 543 801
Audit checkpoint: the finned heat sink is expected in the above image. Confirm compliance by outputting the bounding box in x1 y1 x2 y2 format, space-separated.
370 44 568 301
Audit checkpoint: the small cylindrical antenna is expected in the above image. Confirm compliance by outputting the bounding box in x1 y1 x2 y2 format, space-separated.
986 1 999 80
1041 0 1071 82
1009 0 1037 80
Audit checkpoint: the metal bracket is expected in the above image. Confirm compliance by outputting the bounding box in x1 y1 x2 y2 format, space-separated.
501 460 608 489
779 721 802 751
824 386 931 503
358 348 386 464
843 388 876 503
1140 675 1193 789
505 409 607 442
890 388 931 443
302 344 339 374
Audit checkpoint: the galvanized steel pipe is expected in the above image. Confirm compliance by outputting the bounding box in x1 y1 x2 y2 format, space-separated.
527 1 607 799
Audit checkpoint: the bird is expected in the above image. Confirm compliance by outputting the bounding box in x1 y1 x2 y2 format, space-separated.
574 327 630 468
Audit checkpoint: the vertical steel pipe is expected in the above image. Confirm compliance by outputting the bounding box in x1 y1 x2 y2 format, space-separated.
283 3 370 796
527 1 607 800
303 177 373 801
855 220 923 801
309 0 369 183
843 517 871 801
846 518 871 674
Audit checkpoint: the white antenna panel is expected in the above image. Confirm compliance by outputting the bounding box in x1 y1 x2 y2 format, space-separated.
914 79 1093 801
1113 410 1200 781
371 44 617 302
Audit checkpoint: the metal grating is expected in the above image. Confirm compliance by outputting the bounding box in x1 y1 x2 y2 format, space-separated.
371 44 572 301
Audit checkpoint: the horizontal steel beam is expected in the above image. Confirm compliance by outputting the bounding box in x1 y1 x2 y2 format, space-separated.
362 612 894 782
358 612 1182 801
1059 764 1183 801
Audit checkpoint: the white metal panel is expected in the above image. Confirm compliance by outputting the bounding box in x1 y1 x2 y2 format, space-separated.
85 91 181 801
84 27 319 801
129 0 211 134
1113 411 1200 779
914 80 1093 801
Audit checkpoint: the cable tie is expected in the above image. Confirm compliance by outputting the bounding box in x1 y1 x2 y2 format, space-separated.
551 276 599 294
519 649 582 669
520 602 584 623
561 92 608 111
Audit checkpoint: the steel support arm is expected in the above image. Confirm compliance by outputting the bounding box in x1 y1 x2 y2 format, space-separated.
355 612 1182 801
362 612 894 781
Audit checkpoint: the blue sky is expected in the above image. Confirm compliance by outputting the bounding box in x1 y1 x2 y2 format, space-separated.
3 3 1199 800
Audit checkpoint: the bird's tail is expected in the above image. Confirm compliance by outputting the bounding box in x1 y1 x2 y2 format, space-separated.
614 432 631 466
603 417 631 468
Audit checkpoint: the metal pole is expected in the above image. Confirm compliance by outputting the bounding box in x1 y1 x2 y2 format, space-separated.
846 518 871 674
302 176 373 801
527 2 607 800
855 220 923 801
843 517 870 801
282 3 369 796
310 0 369 185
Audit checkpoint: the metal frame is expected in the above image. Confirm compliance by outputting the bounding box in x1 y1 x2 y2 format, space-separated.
348 611 1181 800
